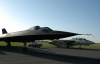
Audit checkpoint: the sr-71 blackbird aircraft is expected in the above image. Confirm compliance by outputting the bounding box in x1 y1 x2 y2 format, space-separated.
0 26 91 48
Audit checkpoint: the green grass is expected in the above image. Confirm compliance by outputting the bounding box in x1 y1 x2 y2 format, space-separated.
72 43 100 50
37 42 56 48
0 41 24 46
0 41 55 47
0 41 6 46
0 41 100 50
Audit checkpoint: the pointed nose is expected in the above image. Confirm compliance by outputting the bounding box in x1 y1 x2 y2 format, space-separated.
52 30 81 38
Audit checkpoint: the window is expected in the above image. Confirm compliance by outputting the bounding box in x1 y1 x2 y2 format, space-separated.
41 27 53 31
28 26 40 30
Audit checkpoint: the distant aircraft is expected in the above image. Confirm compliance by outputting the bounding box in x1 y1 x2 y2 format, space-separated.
49 40 75 48
71 38 95 45
0 26 91 49
49 38 95 48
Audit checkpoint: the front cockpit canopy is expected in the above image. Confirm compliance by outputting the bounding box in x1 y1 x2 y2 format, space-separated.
28 26 53 32
28 26 40 30
34 26 40 30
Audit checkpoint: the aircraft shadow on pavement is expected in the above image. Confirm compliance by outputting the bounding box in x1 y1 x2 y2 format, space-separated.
0 46 23 54
0 51 7 55
0 46 99 64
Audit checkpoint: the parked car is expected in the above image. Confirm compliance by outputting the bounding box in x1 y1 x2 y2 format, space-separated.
28 42 42 48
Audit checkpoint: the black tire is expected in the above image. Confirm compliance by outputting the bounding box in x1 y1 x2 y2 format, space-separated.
38 46 40 48
66 45 70 48
57 45 60 48
28 45 30 47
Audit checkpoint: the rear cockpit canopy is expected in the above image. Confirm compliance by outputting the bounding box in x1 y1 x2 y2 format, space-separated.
41 27 53 31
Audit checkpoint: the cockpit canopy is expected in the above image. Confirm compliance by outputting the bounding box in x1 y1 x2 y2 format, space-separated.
28 26 40 30
28 26 53 32
41 27 53 31
72 38 87 40
34 26 40 30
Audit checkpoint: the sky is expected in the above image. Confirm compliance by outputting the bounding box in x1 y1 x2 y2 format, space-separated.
0 0 100 43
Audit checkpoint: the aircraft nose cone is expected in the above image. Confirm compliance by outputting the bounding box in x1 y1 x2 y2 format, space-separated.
52 31 81 38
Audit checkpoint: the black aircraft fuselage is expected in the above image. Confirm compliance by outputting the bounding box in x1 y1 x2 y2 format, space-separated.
0 26 81 42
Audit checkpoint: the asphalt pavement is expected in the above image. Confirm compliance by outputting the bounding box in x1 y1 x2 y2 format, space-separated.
0 46 100 64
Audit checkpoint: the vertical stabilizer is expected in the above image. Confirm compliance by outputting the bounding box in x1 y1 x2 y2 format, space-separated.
2 28 8 34
2 28 11 47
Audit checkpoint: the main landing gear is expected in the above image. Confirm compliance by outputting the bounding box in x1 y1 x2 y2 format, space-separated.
22 40 35 53
7 42 11 47
79 45 82 49
23 42 28 53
